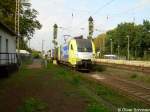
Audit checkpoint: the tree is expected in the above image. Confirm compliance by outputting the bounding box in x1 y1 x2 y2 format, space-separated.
94 33 106 52
105 20 150 59
0 0 16 28
0 0 42 50
20 8 42 39
142 20 150 51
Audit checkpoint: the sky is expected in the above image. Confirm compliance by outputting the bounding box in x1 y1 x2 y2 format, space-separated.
29 0 150 52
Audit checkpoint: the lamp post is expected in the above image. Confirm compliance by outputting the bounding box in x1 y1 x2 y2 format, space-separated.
110 39 112 55
127 35 130 60
118 44 120 57
42 40 45 55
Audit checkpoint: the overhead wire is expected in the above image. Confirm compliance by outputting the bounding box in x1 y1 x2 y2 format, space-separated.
101 0 150 21
73 0 115 32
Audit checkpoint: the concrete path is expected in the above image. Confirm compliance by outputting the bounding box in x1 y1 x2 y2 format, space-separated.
27 59 42 69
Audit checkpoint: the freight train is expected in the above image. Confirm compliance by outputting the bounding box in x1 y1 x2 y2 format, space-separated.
53 36 96 70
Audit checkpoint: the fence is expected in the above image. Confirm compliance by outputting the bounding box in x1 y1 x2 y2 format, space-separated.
0 53 19 65
95 59 150 67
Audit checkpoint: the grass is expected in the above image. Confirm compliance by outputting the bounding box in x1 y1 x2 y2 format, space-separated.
0 62 149 112
81 78 148 108
86 103 107 112
47 63 149 110
129 73 150 86
17 97 48 112
130 74 138 79
99 66 150 87
46 64 110 111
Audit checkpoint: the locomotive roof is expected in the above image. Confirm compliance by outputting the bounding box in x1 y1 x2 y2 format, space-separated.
75 38 91 41
73 35 83 39
76 39 92 47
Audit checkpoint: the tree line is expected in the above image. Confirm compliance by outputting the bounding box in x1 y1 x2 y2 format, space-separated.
94 20 150 60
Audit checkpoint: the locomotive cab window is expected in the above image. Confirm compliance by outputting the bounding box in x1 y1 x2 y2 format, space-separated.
76 39 92 52
71 44 73 50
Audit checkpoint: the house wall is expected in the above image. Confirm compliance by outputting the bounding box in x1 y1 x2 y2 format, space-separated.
0 28 16 53
0 28 17 64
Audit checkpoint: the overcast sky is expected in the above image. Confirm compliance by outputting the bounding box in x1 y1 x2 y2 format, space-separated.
30 0 150 52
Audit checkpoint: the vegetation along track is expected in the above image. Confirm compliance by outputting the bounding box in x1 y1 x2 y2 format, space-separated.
83 72 150 106
58 63 150 106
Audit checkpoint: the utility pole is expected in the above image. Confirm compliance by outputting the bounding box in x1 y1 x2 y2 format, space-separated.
103 37 105 54
88 16 94 40
15 0 30 52
127 35 130 60
42 40 44 55
15 0 20 53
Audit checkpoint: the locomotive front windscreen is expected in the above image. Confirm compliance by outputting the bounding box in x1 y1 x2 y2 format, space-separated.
76 39 92 52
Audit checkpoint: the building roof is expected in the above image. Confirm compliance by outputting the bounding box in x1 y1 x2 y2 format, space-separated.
16 49 30 54
0 20 17 36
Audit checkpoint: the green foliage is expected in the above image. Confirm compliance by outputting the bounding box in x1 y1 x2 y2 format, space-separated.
104 20 150 59
0 0 16 28
32 50 41 58
17 97 48 112
86 103 108 112
94 33 106 52
20 8 42 39
70 75 81 86
0 0 42 50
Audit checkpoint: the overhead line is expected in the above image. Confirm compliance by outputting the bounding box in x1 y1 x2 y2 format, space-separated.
92 0 115 16
74 0 115 31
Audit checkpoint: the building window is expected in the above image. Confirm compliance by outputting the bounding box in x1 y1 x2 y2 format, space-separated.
0 36 1 53
0 36 1 64
6 39 8 53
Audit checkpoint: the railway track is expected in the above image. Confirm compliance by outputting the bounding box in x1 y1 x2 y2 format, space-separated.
87 72 150 106
58 63 150 106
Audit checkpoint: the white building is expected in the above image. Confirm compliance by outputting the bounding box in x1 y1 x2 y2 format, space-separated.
0 21 18 74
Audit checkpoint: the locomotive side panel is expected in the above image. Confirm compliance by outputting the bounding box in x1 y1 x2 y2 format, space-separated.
60 44 69 62
68 39 78 66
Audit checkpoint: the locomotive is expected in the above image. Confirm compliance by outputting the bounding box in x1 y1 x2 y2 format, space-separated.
55 36 95 70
